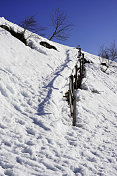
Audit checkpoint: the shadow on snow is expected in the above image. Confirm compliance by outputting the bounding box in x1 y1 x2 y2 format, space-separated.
37 50 71 116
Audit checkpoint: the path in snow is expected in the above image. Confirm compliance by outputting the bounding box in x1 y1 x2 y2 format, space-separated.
37 50 74 116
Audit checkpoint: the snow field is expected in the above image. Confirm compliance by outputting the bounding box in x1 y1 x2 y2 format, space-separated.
0 17 117 176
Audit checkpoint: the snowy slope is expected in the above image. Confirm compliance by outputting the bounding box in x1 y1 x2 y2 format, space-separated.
0 17 117 176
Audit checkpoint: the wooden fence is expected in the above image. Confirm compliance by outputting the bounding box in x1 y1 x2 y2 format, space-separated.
64 46 85 126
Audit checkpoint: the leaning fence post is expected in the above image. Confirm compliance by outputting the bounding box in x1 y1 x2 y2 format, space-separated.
69 75 74 116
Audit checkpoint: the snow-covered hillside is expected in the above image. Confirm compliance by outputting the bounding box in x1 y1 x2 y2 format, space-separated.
0 17 117 176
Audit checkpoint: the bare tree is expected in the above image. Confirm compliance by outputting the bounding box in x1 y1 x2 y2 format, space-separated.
98 42 117 61
98 45 108 59
108 41 117 61
98 45 109 72
49 8 72 41
98 41 117 72
20 15 45 37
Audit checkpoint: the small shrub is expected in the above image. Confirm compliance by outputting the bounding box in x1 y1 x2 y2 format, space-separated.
40 41 57 50
0 25 27 45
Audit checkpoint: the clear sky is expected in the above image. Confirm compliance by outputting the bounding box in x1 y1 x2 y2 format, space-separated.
0 0 117 55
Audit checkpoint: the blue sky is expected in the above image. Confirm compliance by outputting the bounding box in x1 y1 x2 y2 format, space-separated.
0 0 117 55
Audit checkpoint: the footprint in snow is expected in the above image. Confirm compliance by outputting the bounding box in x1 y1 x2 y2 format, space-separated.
26 128 35 135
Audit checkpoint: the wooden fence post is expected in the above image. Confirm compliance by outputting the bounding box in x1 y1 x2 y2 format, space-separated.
69 74 76 126
77 45 81 58
79 53 84 77
74 64 78 89
81 53 84 75
79 58 81 75
69 75 74 116
77 53 84 88
72 91 76 126
66 47 85 126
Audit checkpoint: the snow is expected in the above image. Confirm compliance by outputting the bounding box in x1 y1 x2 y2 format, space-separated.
0 17 117 176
